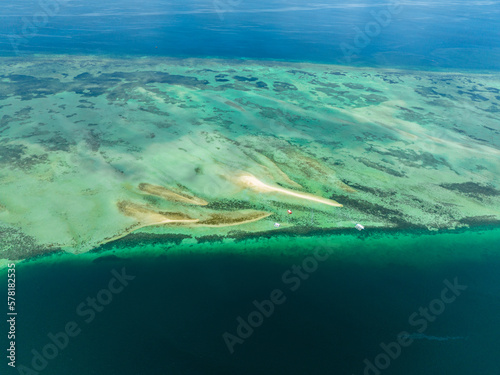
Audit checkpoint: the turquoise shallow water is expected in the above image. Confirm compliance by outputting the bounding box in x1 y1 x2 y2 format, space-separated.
1 56 499 256
2 226 499 375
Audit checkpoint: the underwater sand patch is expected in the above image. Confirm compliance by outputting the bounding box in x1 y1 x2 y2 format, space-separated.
236 173 343 207
337 181 357 193
224 100 245 111
244 150 303 189
139 183 208 206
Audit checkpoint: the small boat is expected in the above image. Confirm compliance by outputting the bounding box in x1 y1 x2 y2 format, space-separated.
355 223 365 231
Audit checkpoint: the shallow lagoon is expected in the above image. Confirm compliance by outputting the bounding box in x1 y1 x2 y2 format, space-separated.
0 56 499 261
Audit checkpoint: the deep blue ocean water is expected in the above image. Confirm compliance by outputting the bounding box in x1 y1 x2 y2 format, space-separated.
1 0 500 70
2 227 500 375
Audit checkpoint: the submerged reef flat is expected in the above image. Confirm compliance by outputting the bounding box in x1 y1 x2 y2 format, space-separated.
0 56 499 260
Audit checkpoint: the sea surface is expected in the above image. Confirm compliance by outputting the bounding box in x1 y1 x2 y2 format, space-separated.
1 0 500 70
2 226 500 375
1 1 500 374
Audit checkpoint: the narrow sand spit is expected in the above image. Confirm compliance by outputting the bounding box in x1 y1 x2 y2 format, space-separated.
95 201 201 248
237 173 343 207
194 210 272 227
118 202 271 230
139 183 208 206
117 201 199 226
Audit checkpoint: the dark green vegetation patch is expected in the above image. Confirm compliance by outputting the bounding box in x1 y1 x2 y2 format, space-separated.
440 182 500 197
